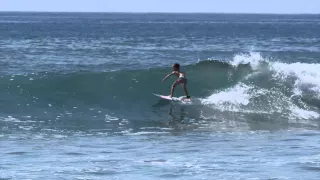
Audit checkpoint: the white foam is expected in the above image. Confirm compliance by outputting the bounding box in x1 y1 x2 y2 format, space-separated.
1 116 22 122
231 52 269 70
234 51 320 94
105 114 119 121
126 131 169 136
289 106 319 119
201 83 271 114
202 52 320 119
272 62 320 96
201 83 251 107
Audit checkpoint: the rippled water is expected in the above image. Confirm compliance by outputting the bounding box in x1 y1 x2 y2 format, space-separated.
2 130 320 179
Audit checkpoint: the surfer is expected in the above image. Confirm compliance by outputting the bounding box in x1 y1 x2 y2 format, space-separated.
162 63 190 99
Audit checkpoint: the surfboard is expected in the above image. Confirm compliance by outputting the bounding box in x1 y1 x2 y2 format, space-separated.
153 93 191 102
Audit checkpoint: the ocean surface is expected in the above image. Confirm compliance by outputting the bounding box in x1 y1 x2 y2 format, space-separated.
1 12 320 180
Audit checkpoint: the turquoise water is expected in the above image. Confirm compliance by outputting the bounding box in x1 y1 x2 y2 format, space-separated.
1 12 320 179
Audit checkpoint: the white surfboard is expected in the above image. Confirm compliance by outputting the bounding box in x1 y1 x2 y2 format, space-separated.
153 93 191 102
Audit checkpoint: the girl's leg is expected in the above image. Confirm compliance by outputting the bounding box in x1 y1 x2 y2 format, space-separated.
170 81 179 97
182 83 189 97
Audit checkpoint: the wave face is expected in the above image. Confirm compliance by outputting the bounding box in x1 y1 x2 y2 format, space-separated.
1 52 320 133
0 58 251 115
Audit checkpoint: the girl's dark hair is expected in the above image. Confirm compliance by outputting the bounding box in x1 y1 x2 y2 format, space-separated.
173 63 180 69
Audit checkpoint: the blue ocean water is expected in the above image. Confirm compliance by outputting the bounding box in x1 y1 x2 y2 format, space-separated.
1 12 320 179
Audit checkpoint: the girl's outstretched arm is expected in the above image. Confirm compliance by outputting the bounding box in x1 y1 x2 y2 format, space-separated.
162 72 174 83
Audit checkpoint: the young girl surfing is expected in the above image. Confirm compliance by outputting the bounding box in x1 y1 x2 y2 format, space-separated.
162 63 190 99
